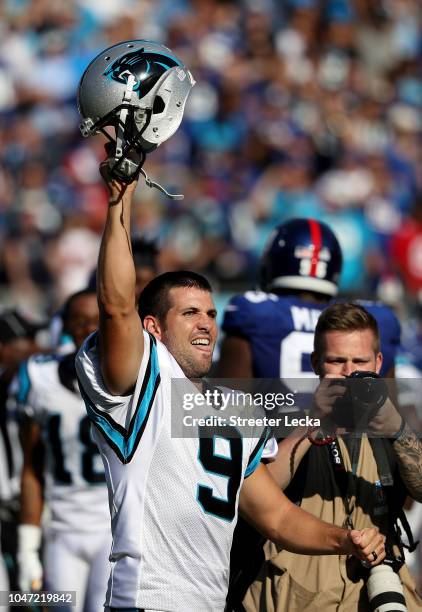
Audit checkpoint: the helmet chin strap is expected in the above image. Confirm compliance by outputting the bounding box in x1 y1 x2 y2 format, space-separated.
109 73 184 200
139 167 184 200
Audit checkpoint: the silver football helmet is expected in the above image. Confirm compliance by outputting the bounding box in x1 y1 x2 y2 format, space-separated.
77 40 195 196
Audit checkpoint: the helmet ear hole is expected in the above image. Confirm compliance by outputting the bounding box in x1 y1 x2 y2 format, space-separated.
153 95 165 114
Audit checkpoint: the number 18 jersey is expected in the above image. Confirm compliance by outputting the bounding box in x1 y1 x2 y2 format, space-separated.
16 353 109 533
76 331 270 612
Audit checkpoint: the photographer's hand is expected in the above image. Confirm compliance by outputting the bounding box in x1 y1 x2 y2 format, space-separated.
346 528 386 566
367 398 402 437
311 374 347 435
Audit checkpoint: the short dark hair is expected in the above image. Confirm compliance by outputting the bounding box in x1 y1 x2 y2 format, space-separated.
314 302 380 355
61 288 96 329
138 271 212 323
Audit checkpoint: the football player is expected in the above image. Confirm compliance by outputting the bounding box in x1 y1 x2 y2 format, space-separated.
0 310 41 596
16 289 111 612
75 155 385 612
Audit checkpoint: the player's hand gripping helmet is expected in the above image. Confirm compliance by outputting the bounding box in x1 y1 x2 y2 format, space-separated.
77 40 195 197
260 218 343 296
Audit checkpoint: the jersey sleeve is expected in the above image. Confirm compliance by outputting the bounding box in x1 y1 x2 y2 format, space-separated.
244 426 273 478
13 359 38 419
383 307 401 357
75 329 161 464
222 293 258 339
261 436 278 462
354 300 401 375
1 376 25 500
368 303 401 375
75 332 133 419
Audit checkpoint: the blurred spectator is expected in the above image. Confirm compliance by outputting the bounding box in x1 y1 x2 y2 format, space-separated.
45 217 100 304
390 198 422 297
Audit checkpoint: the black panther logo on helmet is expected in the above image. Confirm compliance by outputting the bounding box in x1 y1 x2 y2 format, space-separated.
103 49 180 99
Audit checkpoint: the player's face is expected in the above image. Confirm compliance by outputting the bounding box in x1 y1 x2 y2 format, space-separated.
160 287 218 378
67 294 99 349
315 329 382 377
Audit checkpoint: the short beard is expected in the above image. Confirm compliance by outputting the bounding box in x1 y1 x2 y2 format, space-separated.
179 354 211 379
169 346 212 379
160 325 213 378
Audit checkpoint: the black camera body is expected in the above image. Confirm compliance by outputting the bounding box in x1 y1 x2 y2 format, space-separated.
331 371 388 430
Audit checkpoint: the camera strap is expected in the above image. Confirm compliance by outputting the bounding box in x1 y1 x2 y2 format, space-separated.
328 436 394 495
284 435 418 560
327 437 358 529
376 438 419 556
284 438 356 519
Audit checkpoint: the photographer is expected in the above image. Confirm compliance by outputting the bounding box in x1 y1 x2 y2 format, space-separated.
244 302 422 611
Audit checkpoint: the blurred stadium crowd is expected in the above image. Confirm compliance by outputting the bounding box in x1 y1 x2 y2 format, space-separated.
0 0 421 319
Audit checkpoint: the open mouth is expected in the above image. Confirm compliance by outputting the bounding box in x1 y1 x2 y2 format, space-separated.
191 338 212 352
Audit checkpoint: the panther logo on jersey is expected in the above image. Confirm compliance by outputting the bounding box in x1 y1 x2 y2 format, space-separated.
103 50 179 99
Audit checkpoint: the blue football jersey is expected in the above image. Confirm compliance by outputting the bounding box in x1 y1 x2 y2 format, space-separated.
355 299 401 376
222 291 400 379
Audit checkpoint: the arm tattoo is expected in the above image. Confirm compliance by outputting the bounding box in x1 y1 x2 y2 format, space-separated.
393 423 422 501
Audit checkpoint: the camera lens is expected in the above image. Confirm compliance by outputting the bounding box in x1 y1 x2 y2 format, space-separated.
348 371 388 413
367 564 407 611
330 371 388 430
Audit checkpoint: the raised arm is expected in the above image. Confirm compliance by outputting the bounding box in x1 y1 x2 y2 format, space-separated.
97 160 144 395
239 463 385 562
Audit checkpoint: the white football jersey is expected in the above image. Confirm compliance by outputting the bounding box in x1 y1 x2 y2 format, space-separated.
76 331 271 612
0 432 11 501
16 353 109 533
